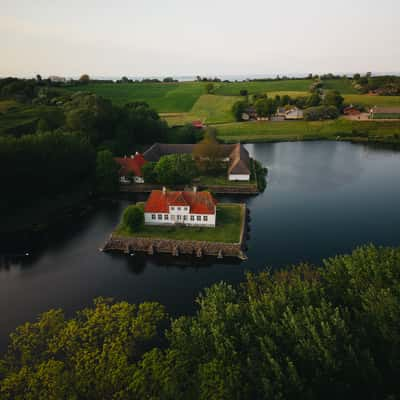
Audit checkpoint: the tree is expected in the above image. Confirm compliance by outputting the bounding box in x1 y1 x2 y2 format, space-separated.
155 154 198 185
79 74 90 84
232 100 249 121
303 105 339 120
95 150 119 194
254 98 277 117
239 89 248 96
122 205 145 232
141 162 158 183
323 90 344 109
193 129 222 174
205 83 214 94
306 92 321 107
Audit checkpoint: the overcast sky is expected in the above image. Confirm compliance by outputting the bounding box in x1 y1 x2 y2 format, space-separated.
1 0 399 78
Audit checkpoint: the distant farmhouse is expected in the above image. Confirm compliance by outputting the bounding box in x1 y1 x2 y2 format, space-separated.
369 106 400 119
115 153 146 184
275 107 304 120
48 76 66 83
144 143 251 181
144 187 217 227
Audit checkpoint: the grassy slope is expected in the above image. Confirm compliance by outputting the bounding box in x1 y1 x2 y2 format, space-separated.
214 119 400 142
116 204 243 243
66 82 205 112
214 80 314 96
344 94 400 107
322 79 358 94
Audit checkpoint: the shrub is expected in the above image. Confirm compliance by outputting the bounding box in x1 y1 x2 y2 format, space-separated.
122 205 144 232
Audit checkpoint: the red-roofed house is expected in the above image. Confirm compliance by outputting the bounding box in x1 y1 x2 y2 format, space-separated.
115 153 146 184
144 187 217 227
192 120 205 129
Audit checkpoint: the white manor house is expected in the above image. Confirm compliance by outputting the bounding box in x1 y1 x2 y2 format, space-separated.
144 188 217 227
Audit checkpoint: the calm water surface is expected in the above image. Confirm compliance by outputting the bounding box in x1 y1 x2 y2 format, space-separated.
1 141 400 351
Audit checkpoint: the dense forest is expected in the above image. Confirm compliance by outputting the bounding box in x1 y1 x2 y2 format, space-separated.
0 244 399 399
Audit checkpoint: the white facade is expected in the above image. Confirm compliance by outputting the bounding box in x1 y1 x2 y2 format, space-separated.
144 205 216 227
229 174 250 181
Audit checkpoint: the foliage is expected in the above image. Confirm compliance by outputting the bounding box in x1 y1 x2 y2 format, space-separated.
193 129 224 175
167 124 203 144
205 83 214 94
122 205 145 232
254 97 277 117
1 245 400 399
252 159 267 192
95 150 119 195
155 154 198 185
79 74 90 84
323 90 344 109
303 105 340 121
231 100 249 121
141 162 158 183
0 132 96 215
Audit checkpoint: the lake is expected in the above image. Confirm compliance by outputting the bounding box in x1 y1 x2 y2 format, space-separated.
1 141 400 352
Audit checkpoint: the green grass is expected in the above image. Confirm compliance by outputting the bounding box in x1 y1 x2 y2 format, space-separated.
213 119 400 142
116 204 243 243
213 80 314 96
344 94 400 108
0 100 19 113
372 113 400 119
66 82 206 112
322 79 358 94
197 174 256 186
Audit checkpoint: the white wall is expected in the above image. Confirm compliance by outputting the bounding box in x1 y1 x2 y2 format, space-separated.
145 212 216 227
229 174 250 181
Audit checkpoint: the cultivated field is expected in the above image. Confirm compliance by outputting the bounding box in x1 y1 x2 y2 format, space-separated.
344 94 400 108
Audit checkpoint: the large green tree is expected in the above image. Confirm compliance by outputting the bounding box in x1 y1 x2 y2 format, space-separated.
155 154 198 185
95 150 119 194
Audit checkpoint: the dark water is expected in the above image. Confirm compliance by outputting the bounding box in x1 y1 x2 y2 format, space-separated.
1 141 400 352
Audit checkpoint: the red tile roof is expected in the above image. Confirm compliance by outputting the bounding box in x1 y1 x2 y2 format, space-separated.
115 153 146 177
145 190 217 214
192 120 204 128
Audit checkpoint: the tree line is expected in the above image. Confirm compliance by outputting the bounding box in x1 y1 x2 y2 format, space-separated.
0 244 399 399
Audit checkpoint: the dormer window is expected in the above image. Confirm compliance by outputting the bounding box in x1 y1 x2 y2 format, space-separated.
171 207 175 211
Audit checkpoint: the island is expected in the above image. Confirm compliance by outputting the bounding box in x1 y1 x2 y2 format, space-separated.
102 187 248 260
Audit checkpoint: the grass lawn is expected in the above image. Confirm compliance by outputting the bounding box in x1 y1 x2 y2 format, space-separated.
213 119 400 142
344 94 400 108
66 82 206 112
322 79 358 94
115 204 243 243
0 100 19 113
372 113 400 119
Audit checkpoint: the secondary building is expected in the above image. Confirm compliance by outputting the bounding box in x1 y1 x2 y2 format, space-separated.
144 188 217 227
115 153 146 184
143 143 251 181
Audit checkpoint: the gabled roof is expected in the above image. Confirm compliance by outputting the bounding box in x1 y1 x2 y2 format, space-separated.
228 143 251 175
144 190 217 215
115 153 146 177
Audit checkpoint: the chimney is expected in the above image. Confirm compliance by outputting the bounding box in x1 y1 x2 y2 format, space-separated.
193 186 197 193
162 186 167 195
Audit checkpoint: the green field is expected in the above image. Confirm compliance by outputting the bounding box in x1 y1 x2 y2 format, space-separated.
213 80 314 96
322 79 358 94
0 104 47 135
344 94 400 108
372 113 400 119
116 204 243 243
213 119 400 142
66 82 206 112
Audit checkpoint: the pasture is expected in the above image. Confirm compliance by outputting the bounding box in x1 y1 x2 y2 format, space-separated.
343 94 400 108
66 82 206 112
213 119 400 142
322 79 358 94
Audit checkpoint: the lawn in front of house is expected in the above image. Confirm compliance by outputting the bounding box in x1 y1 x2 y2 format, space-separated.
115 204 244 243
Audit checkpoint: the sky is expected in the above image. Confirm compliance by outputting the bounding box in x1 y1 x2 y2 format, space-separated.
1 0 399 78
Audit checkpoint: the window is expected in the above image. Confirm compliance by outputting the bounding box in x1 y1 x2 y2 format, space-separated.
178 207 181 211
183 215 187 221
190 215 195 221
164 214 169 220
177 215 182 221
203 216 208 221
151 214 156 220
171 207 175 211
197 216 201 221
158 214 162 220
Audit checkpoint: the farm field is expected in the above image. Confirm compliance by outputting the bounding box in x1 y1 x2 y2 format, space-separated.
322 79 358 94
66 82 206 112
344 94 400 108
212 119 400 142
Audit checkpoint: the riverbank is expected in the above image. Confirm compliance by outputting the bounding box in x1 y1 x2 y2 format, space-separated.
103 203 248 259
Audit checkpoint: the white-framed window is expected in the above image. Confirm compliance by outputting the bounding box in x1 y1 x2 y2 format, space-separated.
203 216 208 221
178 207 181 211
151 214 156 220
190 215 195 221
164 214 169 220
177 215 182 221
197 216 201 221
158 214 162 220
183 215 187 221
171 207 175 211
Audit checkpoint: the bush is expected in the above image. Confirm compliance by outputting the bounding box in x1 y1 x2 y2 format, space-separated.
141 162 158 183
304 105 339 121
122 205 144 232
